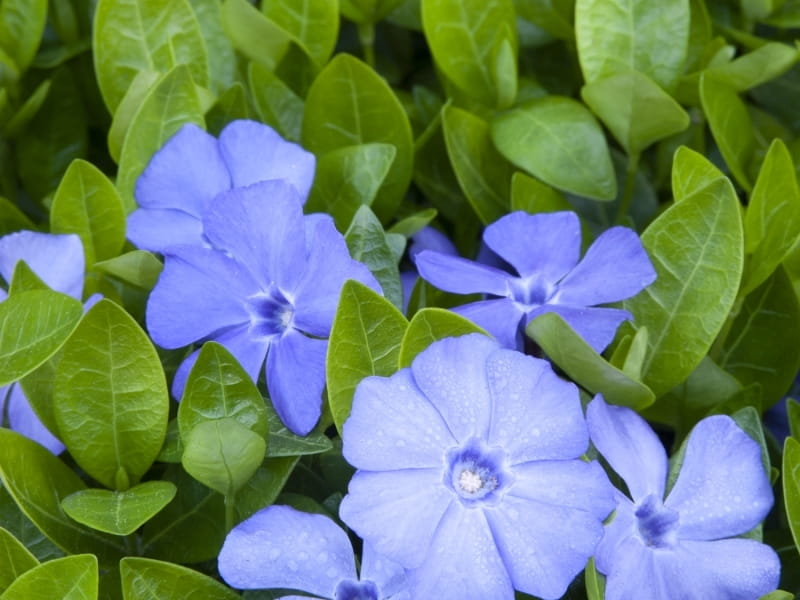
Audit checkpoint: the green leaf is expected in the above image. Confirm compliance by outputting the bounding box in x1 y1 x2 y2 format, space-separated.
0 430 125 563
0 527 38 594
0 0 47 75
784 436 800 555
706 42 798 92
0 290 82 387
0 197 35 236
93 0 209 112
326 280 408 433
441 105 512 224
206 83 250 134
623 175 743 397
584 557 605 600
422 0 517 108
94 251 164 291
53 299 169 490
303 54 413 223
412 115 467 222
248 62 304 142
527 313 655 409
387 208 438 237
221 0 291 70
399 308 488 367
0 486 62 563
188 0 237 93
575 0 690 91
515 0 574 40
742 139 800 295
699 74 755 192
262 0 339 67
491 96 616 200
181 418 266 496
308 143 396 231
120 557 240 600
671 145 726 203
61 482 177 536
345 205 404 309
265 403 333 457
0 555 97 600
510 172 570 214
50 160 126 267
116 65 205 213
234 456 298 521
106 70 161 164
581 69 689 156
178 341 268 440
3 79 51 138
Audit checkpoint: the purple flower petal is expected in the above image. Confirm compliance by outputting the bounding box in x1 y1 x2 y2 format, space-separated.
666 416 773 540
599 534 671 600
485 494 604 600
408 503 513 600
266 330 327 436
454 299 524 350
7 384 64 455
415 251 511 296
360 543 409 599
553 226 656 306
339 469 453 569
126 208 205 253
410 334 497 442
408 227 457 262
218 119 316 199
482 211 581 282
593 493 637 576
526 304 632 353
486 348 588 462
218 505 356 596
586 396 668 501
343 370 456 471
0 231 84 300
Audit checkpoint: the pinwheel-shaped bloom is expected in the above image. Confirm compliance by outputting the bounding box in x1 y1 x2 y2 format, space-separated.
0 231 95 454
339 334 615 600
219 505 409 599
415 211 656 352
146 180 378 436
127 119 315 253
586 396 780 600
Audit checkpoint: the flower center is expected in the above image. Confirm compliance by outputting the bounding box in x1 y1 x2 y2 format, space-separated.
509 276 555 307
445 437 511 507
635 494 679 549
247 287 294 338
334 579 379 600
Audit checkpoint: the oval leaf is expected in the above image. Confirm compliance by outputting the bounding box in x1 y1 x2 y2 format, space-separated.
783 436 800 555
262 0 339 67
0 527 38 594
0 555 97 600
120 557 239 600
399 307 488 367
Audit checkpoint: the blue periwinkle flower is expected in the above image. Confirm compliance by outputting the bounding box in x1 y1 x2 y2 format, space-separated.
339 334 615 600
146 180 378 436
127 119 315 253
415 211 656 352
218 505 409 599
586 396 780 600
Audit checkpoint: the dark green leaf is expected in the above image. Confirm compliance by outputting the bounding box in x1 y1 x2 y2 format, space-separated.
783 437 800 556
0 527 38 594
120 557 239 600
265 402 333 457
510 172 570 214
188 0 237 93
0 0 47 75
0 197 34 236
262 0 339 67
0 484 62 563
235 456 298 521
412 116 467 222
387 208 438 238
0 554 97 600
221 0 290 70
248 62 304 142
340 0 405 23
399 308 488 367
3 80 51 138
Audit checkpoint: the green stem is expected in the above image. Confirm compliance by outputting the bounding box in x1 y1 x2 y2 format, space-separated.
616 152 640 225
358 22 376 68
224 492 236 533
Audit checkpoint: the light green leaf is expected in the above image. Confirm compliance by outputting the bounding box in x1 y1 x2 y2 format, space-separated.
623 175 743 397
93 0 209 113
584 557 605 600
399 308 488 367
0 197 35 236
107 70 160 164
422 0 517 108
303 54 413 223
442 105 512 224
491 96 616 200
326 280 408 433
61 482 177 536
120 557 240 600
94 251 164 291
248 62 304 142
0 527 38 594
262 0 339 67
0 290 82 387
671 145 726 203
0 555 97 600
510 172 570 214
0 0 47 75
575 0 690 91
784 436 800 555
188 0 237 93
515 0 574 40
707 42 798 92
53 299 169 490
234 457 298 521
340 0 405 23
221 0 291 70
50 159 126 267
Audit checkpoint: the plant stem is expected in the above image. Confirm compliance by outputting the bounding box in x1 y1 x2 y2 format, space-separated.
224 492 236 533
358 22 376 68
616 152 640 225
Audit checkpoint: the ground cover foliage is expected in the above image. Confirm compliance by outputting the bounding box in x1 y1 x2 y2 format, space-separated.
2 0 800 598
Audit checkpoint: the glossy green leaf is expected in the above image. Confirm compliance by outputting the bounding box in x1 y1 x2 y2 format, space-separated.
0 290 82 387
441 105 512 224
8 261 47 295
3 79 51 138
181 418 266 495
53 299 169 490
706 42 798 92
61 482 177 536
584 557 605 600
50 159 126 267
115 66 205 213
221 0 290 70
515 0 574 40
265 404 333 457
623 176 743 397
206 83 250 134
188 0 237 93
326 280 408 433
120 557 239 600
234 456 298 521
742 139 800 295
262 0 339 67
0 486 62 564
0 0 47 75
671 145 726 203
0 430 125 563
345 205 404 309
399 308 488 367
340 0 405 23
303 54 413 222
387 208 438 237
527 313 655 409
784 436 800 554
106 70 161 163
0 554 97 600
581 69 689 156
413 116 467 222
0 528 38 594
575 0 690 91
510 172 570 214
248 62 303 142
93 0 209 112
422 0 517 108
94 251 164 291
156 419 183 463
491 96 616 200
0 197 34 236
699 74 755 192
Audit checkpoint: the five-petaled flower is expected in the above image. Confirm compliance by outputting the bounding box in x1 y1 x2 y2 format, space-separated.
586 395 780 600
339 333 615 600
218 505 409 599
127 119 315 253
415 210 656 353
146 179 379 436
